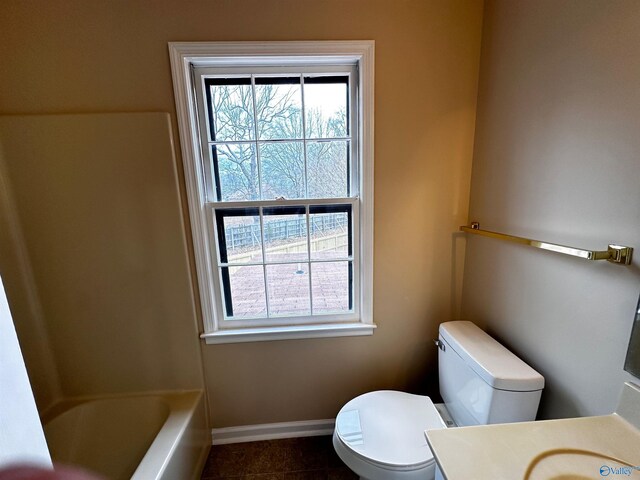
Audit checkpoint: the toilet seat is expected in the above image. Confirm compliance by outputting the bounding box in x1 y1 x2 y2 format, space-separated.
334 391 446 472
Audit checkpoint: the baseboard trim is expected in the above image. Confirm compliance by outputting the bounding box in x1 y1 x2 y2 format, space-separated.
211 419 335 445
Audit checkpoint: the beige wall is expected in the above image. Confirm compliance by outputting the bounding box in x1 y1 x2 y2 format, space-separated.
0 0 484 426
197 3 484 427
462 0 640 419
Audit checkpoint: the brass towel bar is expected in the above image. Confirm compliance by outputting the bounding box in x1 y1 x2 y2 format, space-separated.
460 222 633 265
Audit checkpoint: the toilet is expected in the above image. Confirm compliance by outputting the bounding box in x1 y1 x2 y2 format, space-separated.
333 321 545 480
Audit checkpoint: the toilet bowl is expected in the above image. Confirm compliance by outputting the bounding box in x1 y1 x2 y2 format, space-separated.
333 321 545 480
333 391 445 480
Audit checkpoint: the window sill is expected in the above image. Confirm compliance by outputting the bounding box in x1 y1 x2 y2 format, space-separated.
201 322 376 345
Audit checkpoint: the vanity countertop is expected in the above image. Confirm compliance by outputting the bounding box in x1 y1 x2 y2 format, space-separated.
425 383 640 480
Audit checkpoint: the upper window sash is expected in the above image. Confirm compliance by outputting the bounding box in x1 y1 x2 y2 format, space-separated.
193 65 359 204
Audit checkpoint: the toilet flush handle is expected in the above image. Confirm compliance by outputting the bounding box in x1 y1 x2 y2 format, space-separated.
433 339 445 351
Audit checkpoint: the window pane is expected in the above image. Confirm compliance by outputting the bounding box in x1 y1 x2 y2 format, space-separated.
215 209 263 264
306 141 349 198
260 142 305 200
263 206 308 263
207 79 255 142
255 77 303 140
311 261 351 314
213 144 259 201
266 263 311 316
221 265 267 319
304 77 348 139
309 209 350 260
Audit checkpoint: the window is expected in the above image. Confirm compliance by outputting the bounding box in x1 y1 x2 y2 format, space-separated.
169 42 374 343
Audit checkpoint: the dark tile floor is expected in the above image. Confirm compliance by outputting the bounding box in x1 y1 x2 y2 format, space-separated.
200 436 358 480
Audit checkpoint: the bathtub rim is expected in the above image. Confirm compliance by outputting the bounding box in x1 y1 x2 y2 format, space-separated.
40 389 203 424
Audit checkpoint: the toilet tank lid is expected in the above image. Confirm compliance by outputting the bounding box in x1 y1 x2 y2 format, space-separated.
439 321 544 392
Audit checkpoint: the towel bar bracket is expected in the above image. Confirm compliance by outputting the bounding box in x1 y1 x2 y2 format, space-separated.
607 245 633 265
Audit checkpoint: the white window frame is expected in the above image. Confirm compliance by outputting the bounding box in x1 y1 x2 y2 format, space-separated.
169 41 374 344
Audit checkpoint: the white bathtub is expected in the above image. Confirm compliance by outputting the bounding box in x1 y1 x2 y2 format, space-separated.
43 391 209 480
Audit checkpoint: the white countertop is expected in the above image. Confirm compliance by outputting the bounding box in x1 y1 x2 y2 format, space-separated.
425 383 640 480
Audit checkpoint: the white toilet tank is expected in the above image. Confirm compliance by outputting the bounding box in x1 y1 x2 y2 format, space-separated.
438 321 544 427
